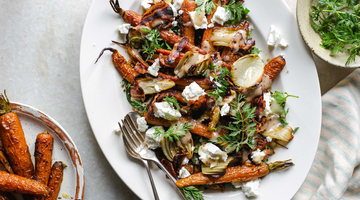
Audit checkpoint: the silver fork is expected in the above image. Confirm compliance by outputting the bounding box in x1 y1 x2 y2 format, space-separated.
123 135 160 200
119 112 186 200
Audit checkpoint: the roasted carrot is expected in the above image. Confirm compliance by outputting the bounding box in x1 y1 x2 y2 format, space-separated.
34 131 53 200
110 0 141 26
201 0 218 53
0 92 35 179
176 160 294 187
0 191 15 200
180 0 196 44
95 48 139 85
179 117 219 139
0 171 49 195
264 56 286 80
45 162 66 200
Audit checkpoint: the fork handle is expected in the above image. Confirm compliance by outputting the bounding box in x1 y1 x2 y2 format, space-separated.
142 160 160 200
150 160 186 200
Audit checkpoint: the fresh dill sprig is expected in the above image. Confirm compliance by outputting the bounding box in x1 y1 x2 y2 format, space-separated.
121 79 148 113
139 28 168 61
164 94 180 110
223 0 250 25
154 122 193 142
271 91 298 127
180 186 204 200
216 94 257 152
310 0 360 65
195 0 215 15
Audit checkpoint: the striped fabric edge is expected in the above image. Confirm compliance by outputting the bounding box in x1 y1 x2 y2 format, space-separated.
292 69 360 200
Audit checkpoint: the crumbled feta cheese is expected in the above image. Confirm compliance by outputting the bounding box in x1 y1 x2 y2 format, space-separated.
209 75 214 82
117 23 131 34
189 11 208 30
251 149 266 164
178 10 184 15
182 157 189 165
211 7 230 26
249 25 254 32
148 58 161 77
279 38 288 48
182 82 206 101
141 0 153 11
215 82 222 87
266 136 272 142
178 167 191 179
207 23 214 28
173 0 184 10
191 146 195 151
232 181 243 188
136 117 148 132
241 179 261 197
172 20 178 27
220 103 230 116
145 126 163 149
154 102 181 120
263 92 283 117
267 25 281 47
199 143 228 168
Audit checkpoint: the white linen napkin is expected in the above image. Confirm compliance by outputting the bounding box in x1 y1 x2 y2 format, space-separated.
293 69 360 200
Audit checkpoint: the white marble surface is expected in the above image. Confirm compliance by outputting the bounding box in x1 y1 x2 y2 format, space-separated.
0 0 355 200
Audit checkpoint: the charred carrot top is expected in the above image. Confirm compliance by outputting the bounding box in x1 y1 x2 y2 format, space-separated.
0 91 11 116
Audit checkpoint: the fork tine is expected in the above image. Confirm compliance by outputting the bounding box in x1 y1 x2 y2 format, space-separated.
123 135 139 158
119 121 138 152
125 114 145 142
122 118 143 146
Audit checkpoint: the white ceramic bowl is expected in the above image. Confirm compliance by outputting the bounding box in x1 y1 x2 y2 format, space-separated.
297 0 360 68
10 102 85 200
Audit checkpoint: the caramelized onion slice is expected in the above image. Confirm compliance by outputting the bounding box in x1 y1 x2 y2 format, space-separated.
231 54 265 88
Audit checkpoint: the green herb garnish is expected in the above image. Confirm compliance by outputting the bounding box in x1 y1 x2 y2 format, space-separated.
223 0 250 25
139 28 168 61
180 186 204 200
195 0 215 15
164 94 180 110
250 47 262 54
293 127 300 134
216 94 257 152
271 91 298 127
154 122 193 142
207 62 232 99
310 0 360 65
121 79 148 113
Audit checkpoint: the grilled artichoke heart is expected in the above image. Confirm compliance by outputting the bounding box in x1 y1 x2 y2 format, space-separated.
160 129 194 162
174 51 210 78
137 77 175 94
201 156 236 175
